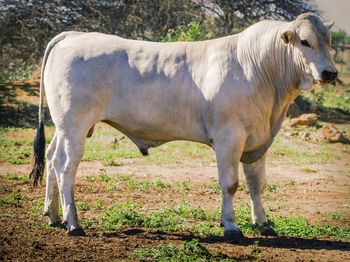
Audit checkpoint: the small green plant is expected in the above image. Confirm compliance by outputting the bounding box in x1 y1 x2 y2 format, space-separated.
80 218 94 228
76 201 90 212
126 178 170 192
270 215 350 238
324 211 349 221
175 180 191 193
134 239 216 261
154 178 169 190
1 212 16 218
95 200 104 210
102 156 120 166
106 181 116 191
7 189 26 205
31 198 45 221
7 174 30 183
98 169 110 182
0 129 33 164
113 173 132 182
101 202 146 231
248 240 262 261
163 22 212 42
206 180 221 194
86 175 97 182
263 184 279 199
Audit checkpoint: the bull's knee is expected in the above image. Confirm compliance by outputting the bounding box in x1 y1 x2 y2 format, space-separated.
221 179 239 195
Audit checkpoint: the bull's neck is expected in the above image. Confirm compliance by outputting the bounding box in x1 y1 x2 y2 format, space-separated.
267 46 302 134
237 23 303 133
237 22 303 103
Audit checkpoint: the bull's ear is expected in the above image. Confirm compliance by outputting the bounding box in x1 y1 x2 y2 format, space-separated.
281 30 294 44
324 20 335 30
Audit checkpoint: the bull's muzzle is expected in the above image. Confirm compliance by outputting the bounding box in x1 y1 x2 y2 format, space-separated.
321 70 338 83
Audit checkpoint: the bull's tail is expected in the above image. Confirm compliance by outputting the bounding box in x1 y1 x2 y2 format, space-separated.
29 33 68 187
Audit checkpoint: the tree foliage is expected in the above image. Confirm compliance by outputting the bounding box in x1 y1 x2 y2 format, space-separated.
0 0 318 82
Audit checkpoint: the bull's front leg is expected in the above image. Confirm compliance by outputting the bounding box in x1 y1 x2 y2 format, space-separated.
214 127 246 239
243 154 277 236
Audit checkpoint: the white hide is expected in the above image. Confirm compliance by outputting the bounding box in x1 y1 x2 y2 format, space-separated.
40 13 336 236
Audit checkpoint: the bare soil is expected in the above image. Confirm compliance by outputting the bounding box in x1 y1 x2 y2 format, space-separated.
1 157 350 261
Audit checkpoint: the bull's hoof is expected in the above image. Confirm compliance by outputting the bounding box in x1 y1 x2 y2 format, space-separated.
256 223 278 237
44 212 62 228
224 228 244 240
67 227 86 237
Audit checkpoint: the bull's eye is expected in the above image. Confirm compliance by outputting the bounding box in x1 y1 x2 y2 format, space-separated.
301 40 311 48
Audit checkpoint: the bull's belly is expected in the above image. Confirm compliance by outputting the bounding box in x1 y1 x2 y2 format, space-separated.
103 110 210 145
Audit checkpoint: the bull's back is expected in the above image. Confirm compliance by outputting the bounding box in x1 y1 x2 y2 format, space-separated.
45 32 210 143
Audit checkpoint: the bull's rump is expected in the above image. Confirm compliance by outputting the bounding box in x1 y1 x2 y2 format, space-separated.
44 32 210 142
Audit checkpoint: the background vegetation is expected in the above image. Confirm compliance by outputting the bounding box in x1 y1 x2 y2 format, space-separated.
0 0 317 82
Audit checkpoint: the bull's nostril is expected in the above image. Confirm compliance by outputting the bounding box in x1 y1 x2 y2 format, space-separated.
321 70 338 81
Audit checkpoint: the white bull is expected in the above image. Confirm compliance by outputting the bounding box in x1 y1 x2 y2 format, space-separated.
30 13 337 237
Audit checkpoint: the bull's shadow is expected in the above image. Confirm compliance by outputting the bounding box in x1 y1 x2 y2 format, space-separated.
98 228 350 252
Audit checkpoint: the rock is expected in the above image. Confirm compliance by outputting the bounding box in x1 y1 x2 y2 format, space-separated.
289 113 318 127
322 124 349 144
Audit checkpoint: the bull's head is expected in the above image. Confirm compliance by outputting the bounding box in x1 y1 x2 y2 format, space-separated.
281 13 338 89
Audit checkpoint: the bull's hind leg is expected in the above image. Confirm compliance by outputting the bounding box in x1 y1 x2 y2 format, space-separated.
44 132 61 226
51 128 87 236
214 127 246 239
243 154 277 236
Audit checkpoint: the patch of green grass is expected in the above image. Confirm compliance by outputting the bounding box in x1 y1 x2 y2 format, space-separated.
304 85 350 114
86 175 97 182
126 178 170 192
97 169 110 182
112 173 132 182
106 180 117 191
80 218 94 228
31 198 45 221
248 241 262 261
324 211 349 221
175 200 219 221
270 215 350 238
134 239 219 262
0 127 55 165
82 130 140 162
0 129 32 164
0 211 17 218
101 201 220 234
270 134 334 164
102 156 121 166
262 184 279 199
95 200 104 210
101 202 148 231
6 189 27 206
147 141 215 165
206 180 221 194
76 201 90 212
101 201 350 239
175 180 192 193
7 173 30 183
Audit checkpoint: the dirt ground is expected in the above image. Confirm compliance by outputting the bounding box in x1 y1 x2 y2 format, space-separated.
1 82 350 261
1 152 350 261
